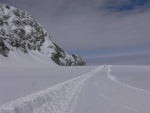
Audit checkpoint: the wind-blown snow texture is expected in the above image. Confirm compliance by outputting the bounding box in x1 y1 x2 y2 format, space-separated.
0 66 102 113
0 65 150 113
0 4 86 66
74 66 150 113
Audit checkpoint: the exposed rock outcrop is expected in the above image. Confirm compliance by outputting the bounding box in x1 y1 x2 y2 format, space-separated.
0 4 86 66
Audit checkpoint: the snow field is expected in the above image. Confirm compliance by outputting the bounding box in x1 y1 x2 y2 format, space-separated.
105 66 150 113
107 65 150 94
0 66 102 113
73 65 150 113
0 65 150 113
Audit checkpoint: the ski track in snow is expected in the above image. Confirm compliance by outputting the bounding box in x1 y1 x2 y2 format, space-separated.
0 66 102 113
106 65 150 113
107 65 150 94
1 65 150 113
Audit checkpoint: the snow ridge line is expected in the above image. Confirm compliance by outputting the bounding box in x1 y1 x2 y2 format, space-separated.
107 65 150 94
0 66 102 113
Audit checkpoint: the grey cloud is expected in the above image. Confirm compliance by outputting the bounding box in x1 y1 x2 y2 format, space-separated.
2 0 150 50
1 1 150 50
101 0 131 8
1 0 150 65
86 53 150 65
49 10 150 51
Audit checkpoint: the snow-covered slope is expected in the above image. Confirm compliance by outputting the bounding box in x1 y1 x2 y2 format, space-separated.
75 65 150 113
0 4 86 66
0 65 150 113
0 66 101 113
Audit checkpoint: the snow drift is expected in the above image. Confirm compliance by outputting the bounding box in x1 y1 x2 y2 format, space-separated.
0 65 150 113
0 66 102 113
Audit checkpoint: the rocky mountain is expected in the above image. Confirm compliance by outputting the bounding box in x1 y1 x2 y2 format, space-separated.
0 4 86 66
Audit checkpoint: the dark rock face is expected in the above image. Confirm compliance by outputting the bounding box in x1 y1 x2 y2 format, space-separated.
0 4 45 53
0 4 86 66
72 54 86 66
0 38 8 57
51 43 86 66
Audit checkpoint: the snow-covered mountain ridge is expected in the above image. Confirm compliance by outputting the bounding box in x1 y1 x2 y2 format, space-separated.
0 4 86 66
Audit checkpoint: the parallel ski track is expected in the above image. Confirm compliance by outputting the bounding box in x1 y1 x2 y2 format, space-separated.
105 65 150 113
0 66 102 113
107 65 150 94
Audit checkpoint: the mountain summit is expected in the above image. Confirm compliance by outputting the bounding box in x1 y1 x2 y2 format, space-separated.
0 4 86 66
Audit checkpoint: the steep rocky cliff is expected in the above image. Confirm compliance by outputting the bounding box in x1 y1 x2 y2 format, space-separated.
0 4 86 66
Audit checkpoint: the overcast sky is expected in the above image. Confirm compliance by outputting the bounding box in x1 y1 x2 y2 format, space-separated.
1 0 150 65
